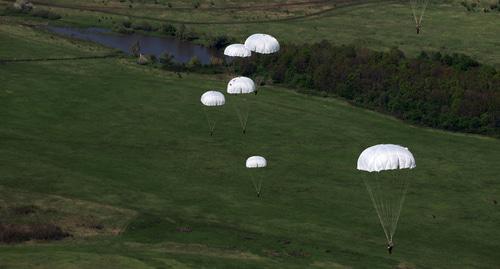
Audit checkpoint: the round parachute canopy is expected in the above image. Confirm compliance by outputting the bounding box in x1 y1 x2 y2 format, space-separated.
227 77 255 94
201 91 225 106
224 44 252 57
357 144 416 172
246 156 267 168
244 34 280 54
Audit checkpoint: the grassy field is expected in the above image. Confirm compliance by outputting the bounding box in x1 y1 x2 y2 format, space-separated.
2 0 499 67
0 22 500 268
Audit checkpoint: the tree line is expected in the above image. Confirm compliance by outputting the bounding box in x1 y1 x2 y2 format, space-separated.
231 41 500 137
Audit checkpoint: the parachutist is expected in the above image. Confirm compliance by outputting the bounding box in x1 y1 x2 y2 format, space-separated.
387 241 394 254
416 24 421 34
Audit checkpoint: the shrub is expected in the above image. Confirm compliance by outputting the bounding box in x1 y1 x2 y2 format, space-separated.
208 35 233 50
0 223 70 243
13 0 33 13
160 52 175 66
113 24 135 34
31 9 61 20
162 23 177 36
187 56 201 68
122 20 132 28
132 21 155 32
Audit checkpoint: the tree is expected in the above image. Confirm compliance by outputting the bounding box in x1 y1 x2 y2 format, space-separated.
130 41 140 57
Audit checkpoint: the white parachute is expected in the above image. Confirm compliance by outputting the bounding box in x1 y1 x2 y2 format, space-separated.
244 34 280 54
246 156 267 197
357 144 416 248
200 91 225 135
227 77 256 133
224 44 252 58
227 76 256 94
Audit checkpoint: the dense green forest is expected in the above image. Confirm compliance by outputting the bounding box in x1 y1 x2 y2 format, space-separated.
231 42 500 137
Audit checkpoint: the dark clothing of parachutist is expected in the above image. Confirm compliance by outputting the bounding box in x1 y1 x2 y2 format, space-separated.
387 242 394 254
416 25 421 34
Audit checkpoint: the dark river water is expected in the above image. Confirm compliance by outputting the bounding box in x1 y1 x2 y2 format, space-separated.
47 26 219 64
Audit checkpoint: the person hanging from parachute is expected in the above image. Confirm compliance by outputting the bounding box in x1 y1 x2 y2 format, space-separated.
410 0 429 34
387 240 394 254
357 144 416 254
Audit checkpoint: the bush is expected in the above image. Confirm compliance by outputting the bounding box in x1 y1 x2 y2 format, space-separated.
208 35 233 50
137 54 150 65
162 23 177 36
13 0 33 13
31 9 61 20
132 21 156 32
122 20 132 28
160 52 175 66
0 223 70 243
187 56 201 68
113 24 135 34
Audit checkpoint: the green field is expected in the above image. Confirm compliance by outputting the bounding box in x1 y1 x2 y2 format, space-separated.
3 0 500 67
1 20 500 268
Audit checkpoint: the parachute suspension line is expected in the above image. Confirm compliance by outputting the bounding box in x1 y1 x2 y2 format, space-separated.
203 107 217 135
250 174 262 197
418 0 429 25
390 179 409 240
410 0 430 26
231 96 250 134
364 177 390 242
364 173 409 244
411 0 419 25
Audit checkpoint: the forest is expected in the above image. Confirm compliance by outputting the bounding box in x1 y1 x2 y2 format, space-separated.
231 41 500 137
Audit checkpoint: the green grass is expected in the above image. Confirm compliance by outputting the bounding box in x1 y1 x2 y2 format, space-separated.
0 23 499 268
4 0 499 67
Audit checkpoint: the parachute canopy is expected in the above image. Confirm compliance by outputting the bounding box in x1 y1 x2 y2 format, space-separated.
227 77 256 94
357 144 416 172
201 91 225 106
244 34 280 54
224 44 252 57
246 156 267 168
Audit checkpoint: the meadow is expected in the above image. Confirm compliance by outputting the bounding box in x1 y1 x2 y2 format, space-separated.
2 0 499 67
0 20 499 268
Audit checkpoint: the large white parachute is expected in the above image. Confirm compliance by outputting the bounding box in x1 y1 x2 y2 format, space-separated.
200 91 225 135
244 34 280 54
357 144 416 172
227 77 256 94
201 91 225 106
246 156 267 168
224 44 252 58
246 156 267 197
357 144 416 248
